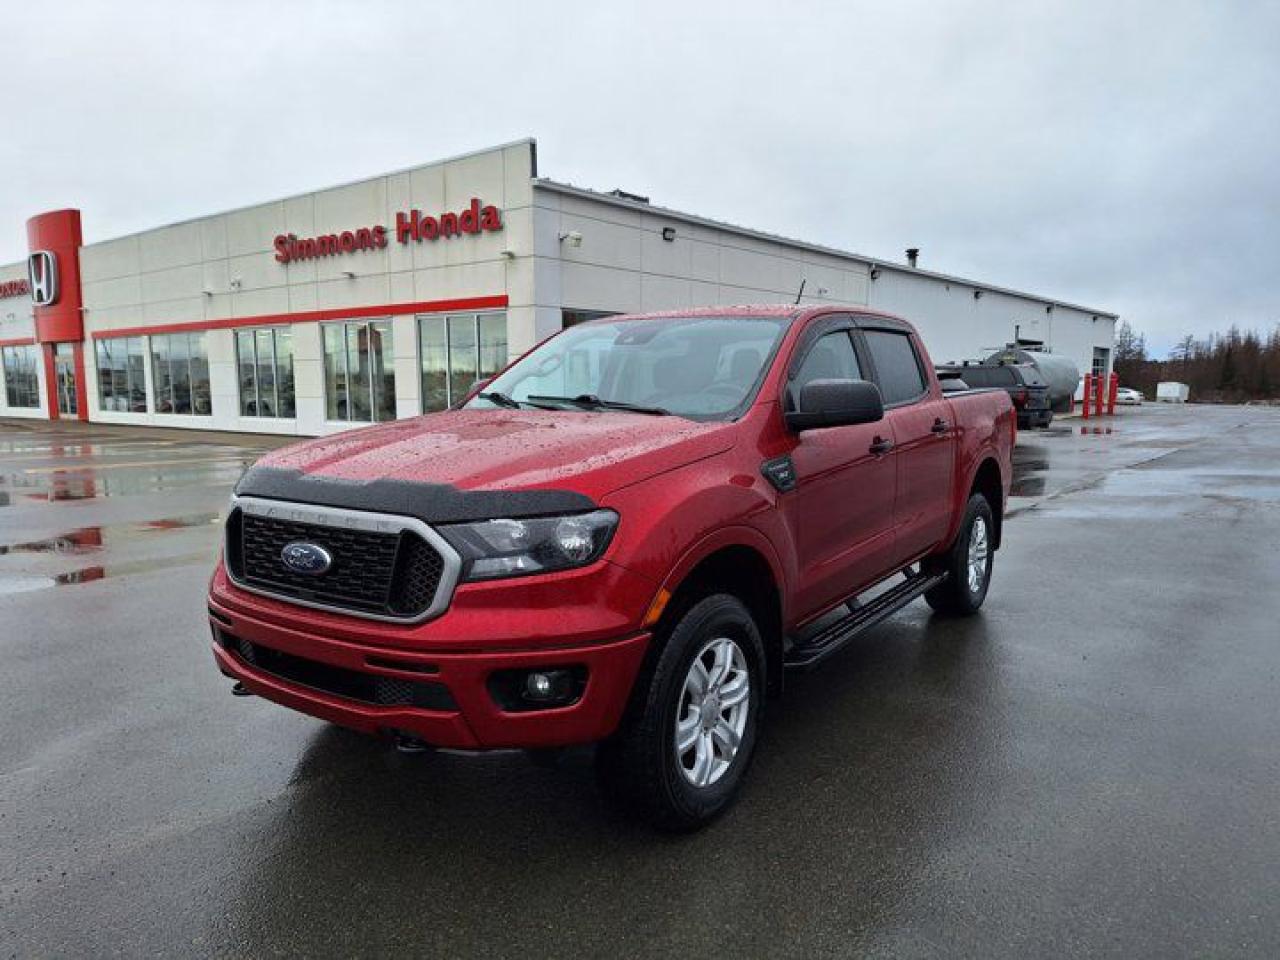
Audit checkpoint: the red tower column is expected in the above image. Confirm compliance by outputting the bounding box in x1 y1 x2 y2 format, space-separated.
27 209 86 421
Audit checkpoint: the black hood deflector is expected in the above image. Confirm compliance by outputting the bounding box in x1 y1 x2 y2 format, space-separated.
234 466 597 525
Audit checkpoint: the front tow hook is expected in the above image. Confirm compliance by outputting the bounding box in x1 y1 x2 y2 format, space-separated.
394 733 432 755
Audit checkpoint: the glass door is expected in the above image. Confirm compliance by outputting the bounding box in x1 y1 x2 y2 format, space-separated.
54 343 78 417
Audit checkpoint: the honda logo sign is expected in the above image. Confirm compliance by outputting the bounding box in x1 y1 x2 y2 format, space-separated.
28 250 59 307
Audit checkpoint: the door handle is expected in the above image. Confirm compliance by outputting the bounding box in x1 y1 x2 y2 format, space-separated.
869 437 895 456
931 418 950 434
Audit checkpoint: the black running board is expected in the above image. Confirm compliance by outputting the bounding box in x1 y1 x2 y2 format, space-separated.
784 571 947 669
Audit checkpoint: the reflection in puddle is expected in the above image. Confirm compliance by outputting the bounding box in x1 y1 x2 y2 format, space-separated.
0 464 249 503
0 528 103 556
1010 476 1047 497
0 513 220 557
0 550 217 594
1011 444 1051 498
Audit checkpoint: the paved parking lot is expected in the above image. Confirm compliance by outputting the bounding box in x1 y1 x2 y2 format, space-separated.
3 404 1280 958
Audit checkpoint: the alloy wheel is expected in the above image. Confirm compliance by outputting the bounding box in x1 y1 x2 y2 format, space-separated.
674 636 750 788
967 516 990 594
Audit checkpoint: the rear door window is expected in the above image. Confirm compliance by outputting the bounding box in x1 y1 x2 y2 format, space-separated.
863 330 927 405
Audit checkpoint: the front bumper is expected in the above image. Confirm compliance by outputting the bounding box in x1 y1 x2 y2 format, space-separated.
207 559 655 749
210 599 650 749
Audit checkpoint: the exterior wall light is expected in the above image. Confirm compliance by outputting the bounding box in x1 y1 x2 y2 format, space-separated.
869 266 880 280
558 231 583 248
661 227 676 242
973 289 983 300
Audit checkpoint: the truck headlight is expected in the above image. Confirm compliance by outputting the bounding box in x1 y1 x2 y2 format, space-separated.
438 509 619 581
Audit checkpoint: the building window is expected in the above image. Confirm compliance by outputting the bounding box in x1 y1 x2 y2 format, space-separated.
418 312 508 412
1 345 40 408
236 327 295 418
151 332 211 415
323 320 395 422
95 337 148 413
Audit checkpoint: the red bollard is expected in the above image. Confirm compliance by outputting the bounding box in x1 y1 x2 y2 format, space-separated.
1082 373 1092 419
1095 372 1106 417
1107 372 1119 415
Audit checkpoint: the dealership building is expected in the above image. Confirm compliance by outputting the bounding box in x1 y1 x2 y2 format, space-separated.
0 138 1116 433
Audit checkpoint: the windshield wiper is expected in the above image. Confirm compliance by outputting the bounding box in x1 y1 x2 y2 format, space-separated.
476 390 522 409
526 393 671 416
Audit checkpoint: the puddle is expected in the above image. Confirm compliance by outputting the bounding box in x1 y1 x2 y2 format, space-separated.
0 464 249 503
0 528 104 556
0 550 217 594
1010 476 1047 497
0 513 221 557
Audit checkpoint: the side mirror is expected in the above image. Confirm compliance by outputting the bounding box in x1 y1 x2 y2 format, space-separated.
785 378 884 432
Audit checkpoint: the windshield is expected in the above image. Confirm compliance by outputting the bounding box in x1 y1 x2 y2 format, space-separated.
468 316 789 420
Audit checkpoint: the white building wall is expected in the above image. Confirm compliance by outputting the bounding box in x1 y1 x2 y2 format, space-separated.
533 187 869 315
0 260 34 339
864 268 1116 379
0 259 48 421
531 183 1114 385
77 141 535 434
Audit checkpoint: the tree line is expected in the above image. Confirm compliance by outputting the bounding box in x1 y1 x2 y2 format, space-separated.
1113 321 1280 403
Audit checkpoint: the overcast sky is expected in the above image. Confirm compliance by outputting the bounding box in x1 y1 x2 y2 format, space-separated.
4 0 1277 357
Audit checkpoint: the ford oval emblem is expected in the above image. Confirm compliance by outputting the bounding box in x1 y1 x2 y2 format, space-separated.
280 541 332 576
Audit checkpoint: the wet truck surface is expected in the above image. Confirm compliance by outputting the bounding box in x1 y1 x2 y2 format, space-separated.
208 305 1015 828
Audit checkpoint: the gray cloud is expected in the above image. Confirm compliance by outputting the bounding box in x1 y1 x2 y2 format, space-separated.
4 0 1277 356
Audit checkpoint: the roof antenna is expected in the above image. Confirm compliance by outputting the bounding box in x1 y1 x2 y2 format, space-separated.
794 279 807 305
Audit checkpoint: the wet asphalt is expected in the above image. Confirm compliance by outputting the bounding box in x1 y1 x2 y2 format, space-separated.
2 404 1279 958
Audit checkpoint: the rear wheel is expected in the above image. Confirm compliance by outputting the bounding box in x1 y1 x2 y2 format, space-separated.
596 593 764 831
924 493 995 616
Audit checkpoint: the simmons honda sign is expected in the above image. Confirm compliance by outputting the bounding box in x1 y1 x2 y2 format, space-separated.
27 250 58 306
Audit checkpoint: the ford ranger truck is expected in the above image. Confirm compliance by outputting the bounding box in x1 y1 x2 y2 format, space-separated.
209 306 1014 830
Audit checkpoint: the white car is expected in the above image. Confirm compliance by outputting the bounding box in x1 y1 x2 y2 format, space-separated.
1115 387 1144 405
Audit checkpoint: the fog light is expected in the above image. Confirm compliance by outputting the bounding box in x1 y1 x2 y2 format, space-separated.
524 669 574 703
488 665 587 712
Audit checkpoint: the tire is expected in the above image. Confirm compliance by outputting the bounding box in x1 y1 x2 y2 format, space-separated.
596 593 765 831
924 493 995 616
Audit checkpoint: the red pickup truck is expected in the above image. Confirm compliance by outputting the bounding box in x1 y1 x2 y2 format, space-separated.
209 306 1014 829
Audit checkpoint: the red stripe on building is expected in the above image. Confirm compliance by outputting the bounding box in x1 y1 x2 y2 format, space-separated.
88 295 509 340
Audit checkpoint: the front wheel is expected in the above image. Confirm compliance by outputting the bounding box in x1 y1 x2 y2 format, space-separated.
924 493 995 616
596 594 764 831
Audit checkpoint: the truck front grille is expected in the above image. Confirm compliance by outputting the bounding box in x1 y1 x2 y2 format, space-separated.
225 500 454 622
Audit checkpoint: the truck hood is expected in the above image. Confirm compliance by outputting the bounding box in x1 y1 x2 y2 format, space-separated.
252 409 736 502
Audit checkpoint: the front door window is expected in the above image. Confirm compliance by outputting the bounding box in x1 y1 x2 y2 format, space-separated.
54 344 77 417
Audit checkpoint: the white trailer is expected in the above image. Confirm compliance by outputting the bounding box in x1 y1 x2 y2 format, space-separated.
1157 382 1190 403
